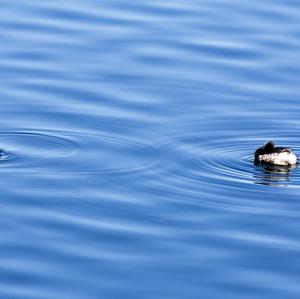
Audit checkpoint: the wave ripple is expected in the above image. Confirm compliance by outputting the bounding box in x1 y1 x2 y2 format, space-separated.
0 131 156 174
156 130 300 215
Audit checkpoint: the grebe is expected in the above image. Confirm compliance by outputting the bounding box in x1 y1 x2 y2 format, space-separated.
254 141 297 166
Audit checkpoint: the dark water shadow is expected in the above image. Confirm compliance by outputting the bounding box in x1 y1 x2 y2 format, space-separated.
253 161 296 187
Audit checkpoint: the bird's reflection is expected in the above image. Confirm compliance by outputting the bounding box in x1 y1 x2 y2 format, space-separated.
253 161 296 186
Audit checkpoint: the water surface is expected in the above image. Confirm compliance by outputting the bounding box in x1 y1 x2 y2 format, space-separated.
1 1 300 298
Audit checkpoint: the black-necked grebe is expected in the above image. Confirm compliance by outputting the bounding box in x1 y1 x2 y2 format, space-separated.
254 141 297 166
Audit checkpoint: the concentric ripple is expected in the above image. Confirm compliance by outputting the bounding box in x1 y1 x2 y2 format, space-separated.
157 131 300 215
0 131 156 173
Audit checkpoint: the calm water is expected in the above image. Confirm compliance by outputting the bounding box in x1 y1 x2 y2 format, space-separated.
1 1 300 298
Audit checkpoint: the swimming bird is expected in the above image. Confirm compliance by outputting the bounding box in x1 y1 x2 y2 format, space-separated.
254 141 297 166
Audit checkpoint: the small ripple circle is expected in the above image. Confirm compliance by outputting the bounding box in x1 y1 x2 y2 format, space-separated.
0 131 156 174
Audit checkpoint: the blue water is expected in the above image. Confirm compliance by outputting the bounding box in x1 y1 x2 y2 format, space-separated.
1 1 300 298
